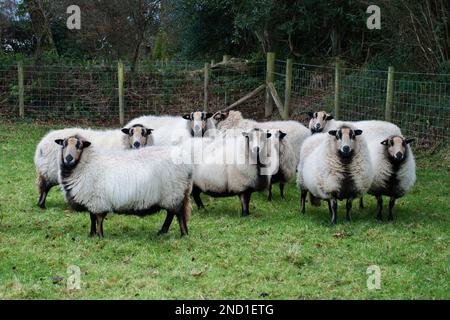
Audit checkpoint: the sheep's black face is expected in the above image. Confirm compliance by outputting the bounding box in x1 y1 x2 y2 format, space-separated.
182 111 213 137
122 124 153 149
381 136 414 163
308 111 333 134
55 136 91 167
211 111 230 127
329 127 363 158
242 128 272 165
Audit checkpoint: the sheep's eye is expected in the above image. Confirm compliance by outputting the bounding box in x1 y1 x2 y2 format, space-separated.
75 141 81 149
130 129 134 136
63 141 68 147
314 112 317 118
390 140 394 146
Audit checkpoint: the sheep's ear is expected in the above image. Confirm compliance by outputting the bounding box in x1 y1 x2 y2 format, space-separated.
279 131 287 140
380 139 389 145
55 139 64 146
266 132 272 138
326 114 334 120
83 141 91 148
405 138 415 145
307 112 314 118
121 128 130 135
205 112 213 119
146 128 154 136
328 130 337 136
182 114 191 120
354 129 363 136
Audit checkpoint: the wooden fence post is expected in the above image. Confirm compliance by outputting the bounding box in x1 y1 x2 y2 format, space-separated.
118 61 124 126
334 62 341 119
385 66 395 122
18 61 24 118
265 52 275 117
282 58 293 120
204 62 210 111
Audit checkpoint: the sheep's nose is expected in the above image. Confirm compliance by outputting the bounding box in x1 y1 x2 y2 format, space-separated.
194 125 201 132
342 146 350 154
315 123 321 129
253 147 260 153
65 154 73 162
396 152 403 160
133 141 140 148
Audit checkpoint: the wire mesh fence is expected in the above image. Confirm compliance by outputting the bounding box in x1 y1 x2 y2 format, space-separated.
0 58 448 148
273 60 449 148
0 60 266 125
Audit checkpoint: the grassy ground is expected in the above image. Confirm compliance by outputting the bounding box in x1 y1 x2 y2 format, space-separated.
0 121 449 300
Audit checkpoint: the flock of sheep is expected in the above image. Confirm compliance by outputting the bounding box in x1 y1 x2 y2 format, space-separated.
34 110 416 237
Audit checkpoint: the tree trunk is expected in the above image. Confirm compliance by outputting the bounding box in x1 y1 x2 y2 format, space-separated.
26 0 56 63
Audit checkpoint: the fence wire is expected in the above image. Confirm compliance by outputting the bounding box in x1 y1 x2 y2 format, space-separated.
273 60 449 147
0 60 266 125
0 59 448 147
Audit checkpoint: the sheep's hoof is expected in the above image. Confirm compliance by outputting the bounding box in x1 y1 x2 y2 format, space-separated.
38 202 46 209
157 230 168 236
387 216 394 222
241 212 250 217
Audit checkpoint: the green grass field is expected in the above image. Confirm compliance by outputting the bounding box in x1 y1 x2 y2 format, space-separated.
0 121 449 299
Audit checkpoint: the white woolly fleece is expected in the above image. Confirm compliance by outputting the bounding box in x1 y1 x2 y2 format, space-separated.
323 119 402 138
126 115 192 146
35 128 135 187
59 146 193 214
181 135 270 195
297 125 374 200
366 133 416 198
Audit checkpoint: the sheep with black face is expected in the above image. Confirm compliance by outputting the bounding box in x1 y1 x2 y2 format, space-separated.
210 110 311 200
126 111 214 146
297 124 374 224
366 135 416 221
55 135 193 238
188 128 273 216
34 125 153 209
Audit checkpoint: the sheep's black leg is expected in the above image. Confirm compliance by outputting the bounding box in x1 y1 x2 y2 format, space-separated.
37 175 53 209
158 211 175 235
300 190 307 214
279 183 286 200
239 191 252 217
192 185 205 209
346 198 353 222
89 213 97 237
327 200 332 213
388 197 396 222
175 210 188 236
359 197 365 209
330 198 338 225
267 183 273 202
96 213 107 238
376 195 383 221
